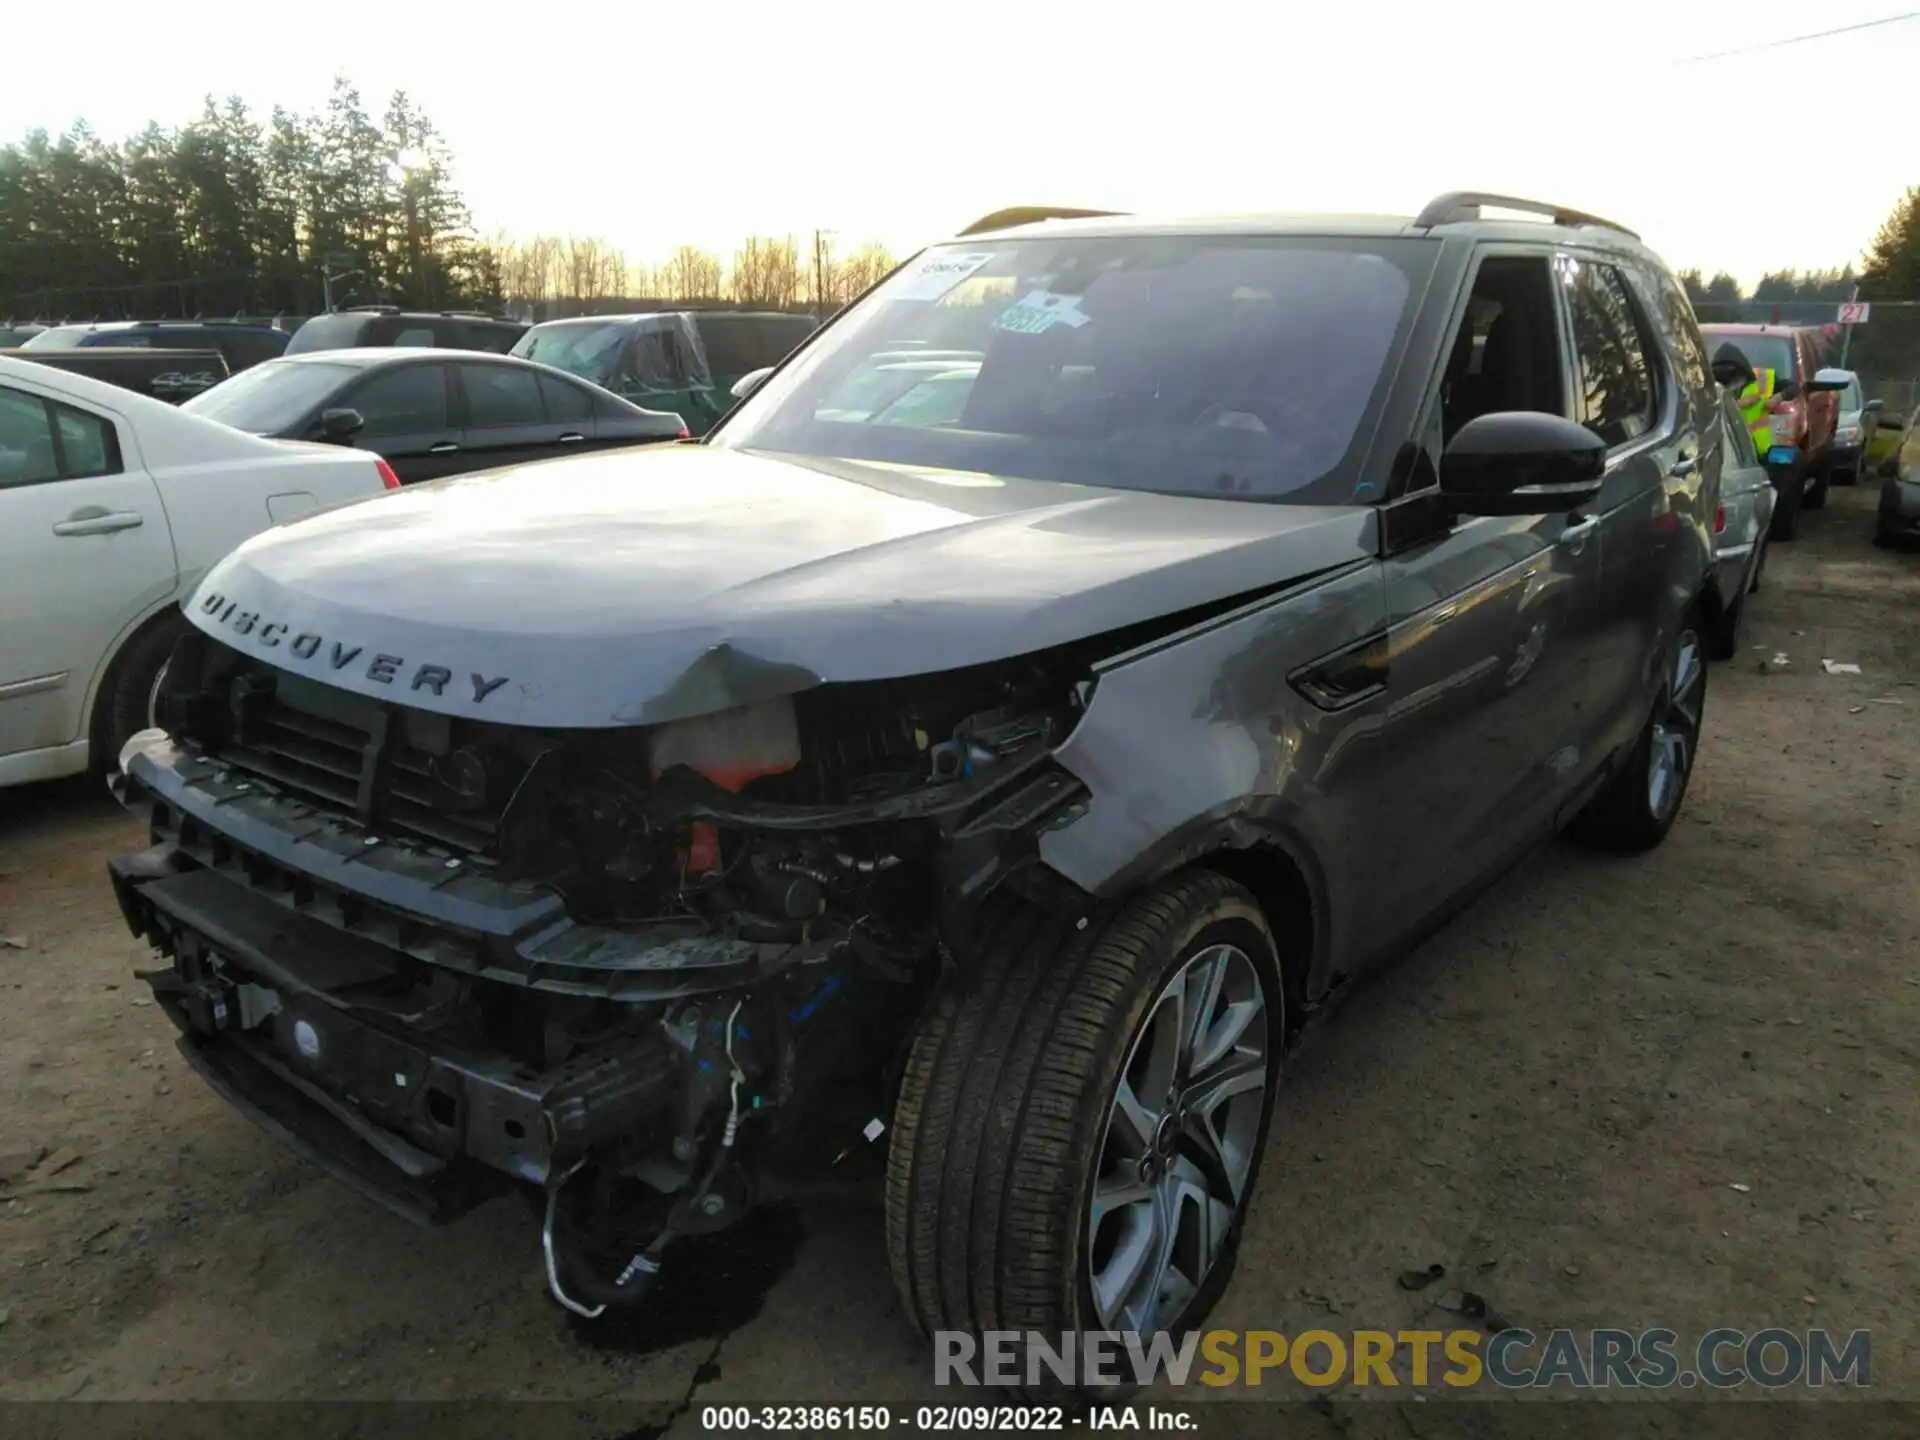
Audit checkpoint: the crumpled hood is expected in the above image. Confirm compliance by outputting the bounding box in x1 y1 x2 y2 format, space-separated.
186 445 1374 726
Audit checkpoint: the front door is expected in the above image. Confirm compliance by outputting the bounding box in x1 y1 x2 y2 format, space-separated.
1344 252 1602 962
338 361 464 484
0 381 177 760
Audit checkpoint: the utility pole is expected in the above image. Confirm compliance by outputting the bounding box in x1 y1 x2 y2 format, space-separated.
812 229 836 321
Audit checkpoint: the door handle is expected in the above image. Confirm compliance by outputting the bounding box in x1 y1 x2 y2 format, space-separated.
428 442 460 454
1559 513 1599 549
53 508 144 537
1669 453 1699 477
558 432 586 444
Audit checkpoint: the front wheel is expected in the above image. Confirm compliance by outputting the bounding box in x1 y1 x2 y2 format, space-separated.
93 614 184 774
886 873 1285 1397
1566 616 1706 854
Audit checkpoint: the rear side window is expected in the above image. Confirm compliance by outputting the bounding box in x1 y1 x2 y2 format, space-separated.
0 386 121 487
463 321 525 354
347 364 451 437
99 330 152 347
1646 270 1708 397
393 327 439 347
1562 259 1657 448
221 328 288 368
537 372 595 422
459 363 545 427
283 314 372 353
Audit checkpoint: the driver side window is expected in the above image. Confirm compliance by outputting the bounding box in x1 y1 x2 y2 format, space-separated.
1439 255 1568 445
1390 253 1567 496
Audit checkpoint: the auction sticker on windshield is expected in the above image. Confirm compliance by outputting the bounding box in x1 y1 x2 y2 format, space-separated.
891 251 997 301
992 290 1090 335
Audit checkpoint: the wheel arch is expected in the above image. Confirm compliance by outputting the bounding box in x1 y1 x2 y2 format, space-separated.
1079 806 1333 1017
86 600 185 760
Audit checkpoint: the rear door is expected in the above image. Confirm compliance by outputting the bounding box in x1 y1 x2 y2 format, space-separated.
1557 252 1686 760
0 380 177 760
336 360 463 483
534 371 601 452
453 360 569 470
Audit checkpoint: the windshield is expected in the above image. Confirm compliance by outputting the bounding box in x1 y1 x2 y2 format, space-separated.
511 322 629 383
1703 330 1796 385
715 234 1431 502
182 360 357 433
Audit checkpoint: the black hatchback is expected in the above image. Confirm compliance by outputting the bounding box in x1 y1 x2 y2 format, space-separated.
180 348 687 483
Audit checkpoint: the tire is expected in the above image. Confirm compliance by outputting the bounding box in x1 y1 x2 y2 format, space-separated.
887 871 1286 1398
91 613 184 774
1706 588 1745 662
1749 535 1768 594
1804 465 1829 511
1769 465 1804 541
1566 615 1706 854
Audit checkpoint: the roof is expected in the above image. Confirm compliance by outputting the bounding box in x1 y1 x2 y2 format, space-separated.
271 346 538 369
952 192 1658 262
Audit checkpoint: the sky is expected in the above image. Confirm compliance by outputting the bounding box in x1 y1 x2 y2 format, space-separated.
4 0 1916 287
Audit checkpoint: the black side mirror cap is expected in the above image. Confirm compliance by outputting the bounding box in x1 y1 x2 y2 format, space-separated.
316 406 364 441
1709 342 1756 392
1440 412 1607 516
1772 381 1801 402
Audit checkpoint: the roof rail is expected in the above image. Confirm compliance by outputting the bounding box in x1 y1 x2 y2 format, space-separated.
345 304 401 314
1413 191 1640 240
956 206 1126 237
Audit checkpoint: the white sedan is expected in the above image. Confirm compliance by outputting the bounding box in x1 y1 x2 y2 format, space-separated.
0 355 397 788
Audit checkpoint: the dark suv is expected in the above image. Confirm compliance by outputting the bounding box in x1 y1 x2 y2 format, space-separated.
284 306 527 357
109 192 1720 1391
21 319 288 371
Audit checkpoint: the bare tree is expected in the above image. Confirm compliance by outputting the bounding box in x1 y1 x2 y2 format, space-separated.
731 234 801 306
564 235 629 298
659 244 723 300
837 241 895 301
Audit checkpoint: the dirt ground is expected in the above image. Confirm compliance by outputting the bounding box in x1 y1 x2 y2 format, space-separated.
3 481 1919 1433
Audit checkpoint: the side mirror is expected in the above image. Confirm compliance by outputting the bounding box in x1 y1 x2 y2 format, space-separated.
1865 398 1883 412
1772 380 1802 402
1439 412 1607 516
1809 367 1851 393
1709 342 1756 392
731 366 774 401
316 407 364 441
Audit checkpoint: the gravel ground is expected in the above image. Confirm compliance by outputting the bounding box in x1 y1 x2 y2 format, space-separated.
2 480 1917 1436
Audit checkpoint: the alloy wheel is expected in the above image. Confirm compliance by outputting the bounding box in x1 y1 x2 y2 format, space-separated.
1087 941 1272 1334
1648 628 1703 822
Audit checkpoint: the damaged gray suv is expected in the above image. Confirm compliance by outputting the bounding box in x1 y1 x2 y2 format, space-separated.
109 193 1721 1372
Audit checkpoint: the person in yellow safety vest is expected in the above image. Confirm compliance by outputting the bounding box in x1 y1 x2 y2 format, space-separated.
1737 366 1777 456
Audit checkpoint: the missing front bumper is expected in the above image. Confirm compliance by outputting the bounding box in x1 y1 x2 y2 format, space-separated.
111 851 682 1224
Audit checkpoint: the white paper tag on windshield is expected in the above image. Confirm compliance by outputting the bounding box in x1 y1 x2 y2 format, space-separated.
891 250 996 302
992 290 1090 335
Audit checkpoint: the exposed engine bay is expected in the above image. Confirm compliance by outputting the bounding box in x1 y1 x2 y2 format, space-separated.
109 626 1098 1314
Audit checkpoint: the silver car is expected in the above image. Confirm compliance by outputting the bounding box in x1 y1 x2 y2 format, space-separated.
1708 389 1775 656
1831 371 1881 485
